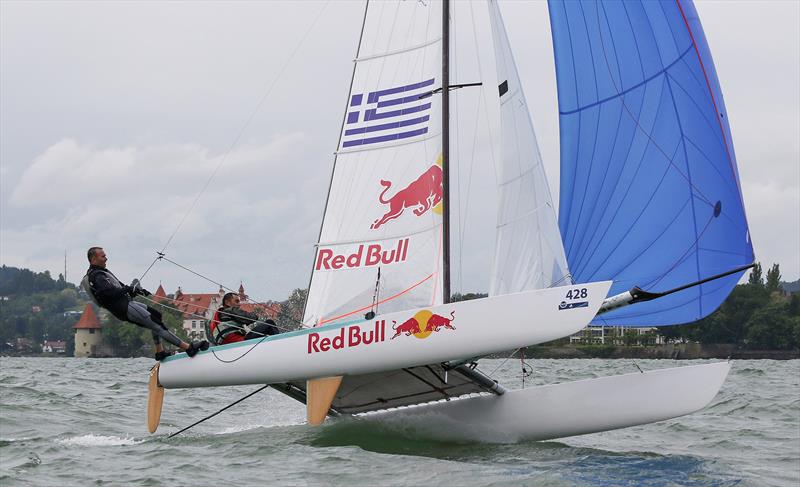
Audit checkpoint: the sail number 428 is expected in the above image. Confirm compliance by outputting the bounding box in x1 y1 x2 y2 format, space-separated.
565 288 588 300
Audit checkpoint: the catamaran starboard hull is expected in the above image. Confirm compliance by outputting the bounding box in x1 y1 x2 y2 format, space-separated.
356 361 731 442
158 281 612 389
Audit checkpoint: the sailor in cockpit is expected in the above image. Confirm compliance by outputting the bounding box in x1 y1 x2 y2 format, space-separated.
209 292 281 345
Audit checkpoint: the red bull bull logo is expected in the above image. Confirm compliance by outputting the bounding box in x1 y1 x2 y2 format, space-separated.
371 155 443 230
390 309 455 340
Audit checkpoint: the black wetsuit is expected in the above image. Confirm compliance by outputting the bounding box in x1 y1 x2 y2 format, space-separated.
85 265 183 347
218 305 280 340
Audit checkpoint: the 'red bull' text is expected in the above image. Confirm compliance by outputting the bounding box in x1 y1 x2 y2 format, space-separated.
315 239 409 271
308 320 386 354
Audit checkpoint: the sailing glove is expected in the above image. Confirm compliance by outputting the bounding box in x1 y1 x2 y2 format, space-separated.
129 279 146 297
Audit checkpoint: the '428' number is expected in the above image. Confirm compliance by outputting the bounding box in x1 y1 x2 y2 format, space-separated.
565 288 588 300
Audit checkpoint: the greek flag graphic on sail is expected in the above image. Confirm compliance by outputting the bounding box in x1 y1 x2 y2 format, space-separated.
342 78 435 148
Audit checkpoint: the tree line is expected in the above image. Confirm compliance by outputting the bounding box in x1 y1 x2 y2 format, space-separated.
658 263 799 350
0 265 306 356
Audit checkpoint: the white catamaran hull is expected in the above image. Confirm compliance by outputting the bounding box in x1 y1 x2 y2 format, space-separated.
158 281 612 388
358 362 731 442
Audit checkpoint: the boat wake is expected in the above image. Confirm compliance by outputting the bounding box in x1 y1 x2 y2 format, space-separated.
213 419 305 436
56 434 143 447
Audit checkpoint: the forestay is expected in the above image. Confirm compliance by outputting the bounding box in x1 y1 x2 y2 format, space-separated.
487 0 571 296
550 0 753 326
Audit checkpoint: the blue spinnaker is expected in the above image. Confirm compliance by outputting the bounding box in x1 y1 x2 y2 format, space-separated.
549 0 753 326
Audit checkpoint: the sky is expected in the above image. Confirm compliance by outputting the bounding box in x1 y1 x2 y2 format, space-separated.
1 0 798 303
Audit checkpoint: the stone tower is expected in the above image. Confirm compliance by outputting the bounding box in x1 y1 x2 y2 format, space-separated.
73 303 103 358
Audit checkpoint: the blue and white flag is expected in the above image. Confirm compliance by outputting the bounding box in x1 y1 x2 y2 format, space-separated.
341 78 435 149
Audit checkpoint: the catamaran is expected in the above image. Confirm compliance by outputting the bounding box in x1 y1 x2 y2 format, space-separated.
148 0 754 441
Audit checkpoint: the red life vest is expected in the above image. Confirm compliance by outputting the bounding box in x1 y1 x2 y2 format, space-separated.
209 309 245 345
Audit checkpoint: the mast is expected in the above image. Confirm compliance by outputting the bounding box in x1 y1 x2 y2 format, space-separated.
441 0 451 304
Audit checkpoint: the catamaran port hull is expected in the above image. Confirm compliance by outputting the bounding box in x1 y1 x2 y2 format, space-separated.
158 281 612 389
355 361 731 442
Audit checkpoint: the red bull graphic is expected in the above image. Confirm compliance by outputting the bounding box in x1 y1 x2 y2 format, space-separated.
316 239 409 271
371 155 443 230
390 309 455 340
308 320 386 354
390 317 421 338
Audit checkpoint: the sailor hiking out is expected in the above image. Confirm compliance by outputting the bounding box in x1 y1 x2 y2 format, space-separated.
82 247 208 361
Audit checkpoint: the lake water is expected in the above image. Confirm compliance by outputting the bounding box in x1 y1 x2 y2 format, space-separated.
1 358 798 486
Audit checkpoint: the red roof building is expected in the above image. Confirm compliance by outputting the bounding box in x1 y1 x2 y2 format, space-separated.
153 284 167 302
73 303 102 330
172 292 218 320
239 301 281 320
229 283 279 320
154 283 282 340
169 288 224 340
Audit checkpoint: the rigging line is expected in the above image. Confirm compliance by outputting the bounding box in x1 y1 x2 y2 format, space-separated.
139 293 282 363
484 347 521 378
168 384 270 438
156 0 332 258
459 94 482 272
208 332 272 364
453 0 462 294
159 255 232 293
150 258 302 328
454 0 485 292
138 253 163 282
318 271 435 325
470 0 500 273
139 294 293 334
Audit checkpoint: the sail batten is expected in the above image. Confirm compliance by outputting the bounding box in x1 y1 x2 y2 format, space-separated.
355 37 444 62
551 0 753 326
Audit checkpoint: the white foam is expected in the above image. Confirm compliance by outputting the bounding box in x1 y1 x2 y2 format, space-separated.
214 418 304 435
215 424 264 435
56 434 143 447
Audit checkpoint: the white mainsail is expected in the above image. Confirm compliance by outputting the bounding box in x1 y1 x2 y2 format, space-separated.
303 1 445 327
487 0 570 296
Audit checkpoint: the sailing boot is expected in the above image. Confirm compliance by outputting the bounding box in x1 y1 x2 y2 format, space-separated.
186 340 209 357
155 350 174 361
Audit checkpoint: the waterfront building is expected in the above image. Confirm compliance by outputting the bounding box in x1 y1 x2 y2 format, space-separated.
73 303 103 357
569 326 665 346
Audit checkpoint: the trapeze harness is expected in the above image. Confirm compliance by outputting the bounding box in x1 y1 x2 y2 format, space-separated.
208 310 246 345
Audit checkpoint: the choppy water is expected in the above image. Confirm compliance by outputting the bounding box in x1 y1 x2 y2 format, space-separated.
1 358 798 486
